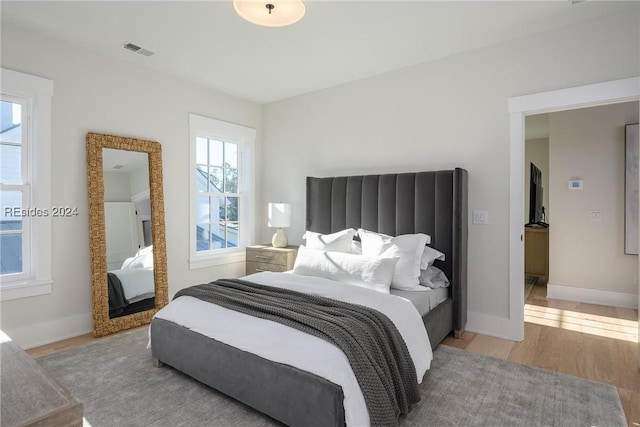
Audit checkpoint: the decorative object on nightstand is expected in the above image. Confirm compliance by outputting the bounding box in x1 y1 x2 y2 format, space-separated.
246 244 298 275
268 202 291 248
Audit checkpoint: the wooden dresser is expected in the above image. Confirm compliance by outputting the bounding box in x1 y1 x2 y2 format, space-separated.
246 244 298 275
525 226 549 282
0 330 83 427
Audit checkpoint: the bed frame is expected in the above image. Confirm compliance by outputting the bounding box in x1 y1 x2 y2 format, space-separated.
306 169 468 344
151 168 468 427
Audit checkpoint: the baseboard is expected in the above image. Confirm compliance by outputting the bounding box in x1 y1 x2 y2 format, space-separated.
547 283 638 309
4 312 93 350
466 310 524 342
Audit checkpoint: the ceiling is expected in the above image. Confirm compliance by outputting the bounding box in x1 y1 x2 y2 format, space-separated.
103 148 148 174
1 1 636 104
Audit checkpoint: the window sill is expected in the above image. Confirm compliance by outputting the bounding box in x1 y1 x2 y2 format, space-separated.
0 279 53 301
189 250 246 270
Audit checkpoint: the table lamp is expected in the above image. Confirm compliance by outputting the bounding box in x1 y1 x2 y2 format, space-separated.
268 202 292 248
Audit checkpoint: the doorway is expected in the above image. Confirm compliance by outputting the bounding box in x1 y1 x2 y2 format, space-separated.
507 77 640 342
524 115 550 302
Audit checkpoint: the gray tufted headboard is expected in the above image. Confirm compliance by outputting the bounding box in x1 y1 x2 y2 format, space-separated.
306 168 468 336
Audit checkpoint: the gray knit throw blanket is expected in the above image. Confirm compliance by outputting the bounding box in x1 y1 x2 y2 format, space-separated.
174 278 421 427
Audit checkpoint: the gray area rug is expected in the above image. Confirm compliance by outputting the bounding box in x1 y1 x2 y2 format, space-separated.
37 327 626 427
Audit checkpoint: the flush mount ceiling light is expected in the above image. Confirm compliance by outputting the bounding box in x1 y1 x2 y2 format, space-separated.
233 0 305 27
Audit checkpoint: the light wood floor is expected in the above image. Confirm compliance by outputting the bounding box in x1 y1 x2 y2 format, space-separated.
443 283 639 426
29 285 639 425
27 333 95 358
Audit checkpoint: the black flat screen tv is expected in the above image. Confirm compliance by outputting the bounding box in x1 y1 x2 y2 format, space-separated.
527 162 548 227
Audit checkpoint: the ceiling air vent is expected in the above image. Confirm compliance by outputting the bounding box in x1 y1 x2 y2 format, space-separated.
123 42 155 57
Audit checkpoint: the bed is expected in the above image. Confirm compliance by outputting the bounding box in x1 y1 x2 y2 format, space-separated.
108 245 156 318
150 168 468 426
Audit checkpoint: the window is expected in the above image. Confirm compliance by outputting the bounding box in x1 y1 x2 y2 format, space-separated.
1 96 30 279
189 114 255 268
196 138 240 251
0 68 53 300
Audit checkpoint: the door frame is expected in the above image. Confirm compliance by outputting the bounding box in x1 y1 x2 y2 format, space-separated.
507 77 640 341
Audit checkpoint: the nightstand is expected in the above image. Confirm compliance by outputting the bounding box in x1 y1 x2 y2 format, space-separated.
246 244 298 275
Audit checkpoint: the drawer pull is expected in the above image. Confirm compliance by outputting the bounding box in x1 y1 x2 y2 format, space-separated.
255 269 266 272
255 255 270 259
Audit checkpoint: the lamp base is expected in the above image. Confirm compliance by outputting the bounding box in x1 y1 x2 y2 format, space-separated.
272 228 288 248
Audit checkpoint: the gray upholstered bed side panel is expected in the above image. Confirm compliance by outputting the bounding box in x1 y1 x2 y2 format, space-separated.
306 168 469 339
423 299 453 347
150 318 346 427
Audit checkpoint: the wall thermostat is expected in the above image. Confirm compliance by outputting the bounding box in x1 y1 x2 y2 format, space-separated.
568 179 583 190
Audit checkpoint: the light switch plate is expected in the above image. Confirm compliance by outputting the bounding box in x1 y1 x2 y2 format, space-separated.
589 210 603 222
473 210 488 225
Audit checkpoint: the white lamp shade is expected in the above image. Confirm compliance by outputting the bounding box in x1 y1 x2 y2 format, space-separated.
268 203 292 228
234 0 305 27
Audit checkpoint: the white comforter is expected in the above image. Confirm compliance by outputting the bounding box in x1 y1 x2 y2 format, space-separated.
153 271 432 426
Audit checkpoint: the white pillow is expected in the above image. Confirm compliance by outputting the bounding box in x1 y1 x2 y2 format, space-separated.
303 228 357 253
292 245 398 294
121 245 154 269
419 265 450 289
420 246 446 270
358 229 429 291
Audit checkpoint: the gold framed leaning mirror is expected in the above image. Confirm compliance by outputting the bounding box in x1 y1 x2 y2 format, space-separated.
87 132 168 337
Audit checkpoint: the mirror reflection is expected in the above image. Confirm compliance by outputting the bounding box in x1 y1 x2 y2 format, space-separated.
102 148 155 318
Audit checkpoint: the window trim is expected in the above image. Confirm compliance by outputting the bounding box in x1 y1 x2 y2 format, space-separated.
0 68 53 301
188 113 255 270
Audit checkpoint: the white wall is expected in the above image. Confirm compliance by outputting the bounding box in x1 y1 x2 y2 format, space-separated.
549 102 639 296
129 166 150 196
2 9 638 347
525 138 550 224
0 22 261 348
103 172 131 202
260 10 639 334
